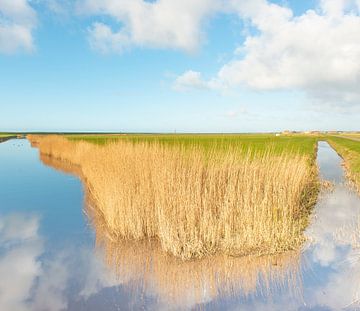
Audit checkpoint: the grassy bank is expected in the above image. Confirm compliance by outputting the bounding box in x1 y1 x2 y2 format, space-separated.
327 136 360 191
0 134 16 142
29 134 318 260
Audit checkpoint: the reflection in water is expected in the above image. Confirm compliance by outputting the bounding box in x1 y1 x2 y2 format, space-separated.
0 214 43 311
301 142 360 310
1 139 360 310
92 209 302 308
0 212 126 311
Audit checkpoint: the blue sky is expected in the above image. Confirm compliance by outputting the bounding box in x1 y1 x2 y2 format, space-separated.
0 0 359 132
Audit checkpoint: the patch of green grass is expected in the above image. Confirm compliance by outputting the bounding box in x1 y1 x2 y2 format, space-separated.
0 133 16 142
327 136 360 189
67 134 318 158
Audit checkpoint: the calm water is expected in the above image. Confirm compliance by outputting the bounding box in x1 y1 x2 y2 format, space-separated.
1 139 360 310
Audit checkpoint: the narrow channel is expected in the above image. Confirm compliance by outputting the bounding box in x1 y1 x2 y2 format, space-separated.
0 139 360 310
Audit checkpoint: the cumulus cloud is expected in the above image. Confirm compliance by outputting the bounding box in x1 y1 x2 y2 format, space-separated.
0 0 37 53
176 0 360 108
78 0 221 53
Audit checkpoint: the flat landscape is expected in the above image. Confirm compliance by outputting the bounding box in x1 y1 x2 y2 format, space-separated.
2 1 360 309
1 133 360 309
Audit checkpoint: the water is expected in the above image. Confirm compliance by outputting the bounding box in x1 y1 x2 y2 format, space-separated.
1 139 360 310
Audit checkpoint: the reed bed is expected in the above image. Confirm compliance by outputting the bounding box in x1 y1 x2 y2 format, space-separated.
32 156 303 306
29 134 318 260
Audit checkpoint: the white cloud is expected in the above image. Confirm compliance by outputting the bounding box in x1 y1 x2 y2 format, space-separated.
173 70 223 91
44 0 73 16
78 0 221 53
0 0 37 53
88 22 131 53
175 0 360 108
174 70 210 90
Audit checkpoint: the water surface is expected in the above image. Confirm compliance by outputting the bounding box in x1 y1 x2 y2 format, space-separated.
1 139 360 310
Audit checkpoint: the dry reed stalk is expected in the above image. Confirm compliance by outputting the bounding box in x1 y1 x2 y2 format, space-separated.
28 134 318 260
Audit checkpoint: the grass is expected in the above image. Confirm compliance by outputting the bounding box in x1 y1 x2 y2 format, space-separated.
29 134 318 260
67 133 318 158
326 136 360 191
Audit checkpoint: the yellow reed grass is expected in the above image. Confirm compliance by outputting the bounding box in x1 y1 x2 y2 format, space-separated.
32 155 303 306
29 134 318 260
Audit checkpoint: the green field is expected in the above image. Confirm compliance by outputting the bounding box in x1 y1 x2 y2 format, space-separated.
67 133 318 158
0 133 16 141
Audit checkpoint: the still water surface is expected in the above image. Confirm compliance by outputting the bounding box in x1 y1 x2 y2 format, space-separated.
1 139 360 310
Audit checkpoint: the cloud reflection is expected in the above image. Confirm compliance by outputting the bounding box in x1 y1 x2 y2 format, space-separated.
0 213 123 311
0 213 43 311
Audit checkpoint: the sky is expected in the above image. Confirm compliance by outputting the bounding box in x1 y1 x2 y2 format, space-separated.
0 0 359 133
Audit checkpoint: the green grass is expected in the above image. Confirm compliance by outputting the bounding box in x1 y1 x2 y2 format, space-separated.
0 133 16 141
326 136 360 189
66 133 318 158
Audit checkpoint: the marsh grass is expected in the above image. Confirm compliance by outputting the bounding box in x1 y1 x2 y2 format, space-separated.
29 134 318 260
327 137 360 193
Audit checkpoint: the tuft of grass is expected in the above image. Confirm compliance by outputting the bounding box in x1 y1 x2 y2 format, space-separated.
327 136 360 191
29 134 318 260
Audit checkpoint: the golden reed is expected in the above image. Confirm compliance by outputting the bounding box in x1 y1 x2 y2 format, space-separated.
38 152 305 305
29 135 318 260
